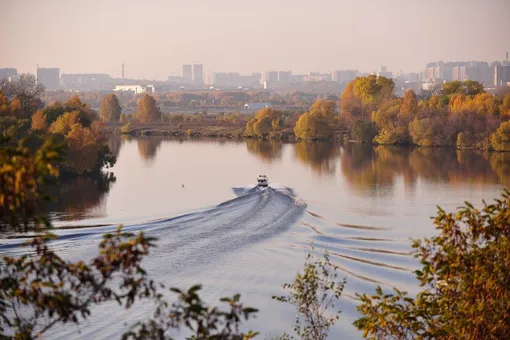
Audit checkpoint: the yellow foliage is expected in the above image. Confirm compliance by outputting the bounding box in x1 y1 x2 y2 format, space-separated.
31 110 47 131
449 93 499 115
65 124 99 174
491 121 510 151
293 112 332 140
309 99 337 118
49 111 80 135
500 93 510 119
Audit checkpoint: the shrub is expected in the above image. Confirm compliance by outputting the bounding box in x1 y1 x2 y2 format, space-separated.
355 190 510 339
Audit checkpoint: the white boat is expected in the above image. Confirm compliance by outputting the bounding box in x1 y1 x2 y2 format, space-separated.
257 175 268 187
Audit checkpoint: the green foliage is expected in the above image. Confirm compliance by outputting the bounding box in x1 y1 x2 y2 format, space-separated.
42 97 97 127
353 76 378 104
135 95 161 123
442 80 485 96
491 121 510 151
354 190 510 339
99 94 122 122
123 285 259 340
0 116 31 140
351 120 376 143
273 248 345 340
352 75 395 105
0 136 63 232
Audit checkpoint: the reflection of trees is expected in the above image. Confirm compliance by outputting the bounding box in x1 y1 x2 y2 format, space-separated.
489 153 510 187
107 136 123 159
245 139 283 163
340 145 411 192
294 142 340 175
341 144 502 192
45 172 116 221
137 137 163 162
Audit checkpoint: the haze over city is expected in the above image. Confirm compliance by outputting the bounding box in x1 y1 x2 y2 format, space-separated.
2 0 509 78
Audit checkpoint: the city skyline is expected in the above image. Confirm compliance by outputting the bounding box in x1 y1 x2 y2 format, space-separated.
1 0 509 79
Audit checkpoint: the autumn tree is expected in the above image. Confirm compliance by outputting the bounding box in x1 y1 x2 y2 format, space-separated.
49 111 80 135
135 94 161 123
499 93 510 119
42 97 96 127
354 191 510 339
245 107 285 137
293 99 337 140
0 136 63 231
400 89 418 118
65 123 101 174
491 121 510 151
99 93 122 122
31 110 47 131
0 74 44 118
340 82 362 121
409 115 456 147
442 80 485 96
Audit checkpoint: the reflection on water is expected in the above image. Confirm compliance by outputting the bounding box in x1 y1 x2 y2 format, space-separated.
46 137 509 223
340 144 508 193
245 139 283 162
137 137 163 162
22 136 509 338
48 172 116 222
489 152 510 187
294 142 340 175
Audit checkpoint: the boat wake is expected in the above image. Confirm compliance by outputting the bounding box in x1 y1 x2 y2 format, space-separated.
0 185 307 268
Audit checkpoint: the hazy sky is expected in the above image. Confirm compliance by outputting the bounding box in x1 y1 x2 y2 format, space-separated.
1 0 509 79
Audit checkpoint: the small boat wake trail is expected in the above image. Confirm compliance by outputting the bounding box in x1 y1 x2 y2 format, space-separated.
0 185 307 276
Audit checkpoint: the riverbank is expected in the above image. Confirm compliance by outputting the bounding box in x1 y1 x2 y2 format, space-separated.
101 122 508 152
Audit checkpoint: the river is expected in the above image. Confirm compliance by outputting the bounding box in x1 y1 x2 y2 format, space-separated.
2 136 508 339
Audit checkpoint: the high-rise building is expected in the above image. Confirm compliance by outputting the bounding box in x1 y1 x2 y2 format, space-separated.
408 73 420 82
182 64 192 82
193 64 203 83
36 67 60 90
209 72 240 87
263 71 278 84
332 70 357 83
494 65 510 87
0 68 17 80
278 71 292 83
452 66 466 81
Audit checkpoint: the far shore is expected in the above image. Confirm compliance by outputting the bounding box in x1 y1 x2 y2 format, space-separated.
102 122 506 152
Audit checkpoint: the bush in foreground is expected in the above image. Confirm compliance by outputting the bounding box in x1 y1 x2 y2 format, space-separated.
354 190 510 339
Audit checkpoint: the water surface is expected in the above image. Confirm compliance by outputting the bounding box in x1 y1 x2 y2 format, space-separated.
2 137 507 339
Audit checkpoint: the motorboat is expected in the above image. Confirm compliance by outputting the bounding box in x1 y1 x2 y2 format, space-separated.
257 175 268 187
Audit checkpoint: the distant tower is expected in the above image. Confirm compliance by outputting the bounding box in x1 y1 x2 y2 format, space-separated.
507 52 509 62
122 63 125 80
